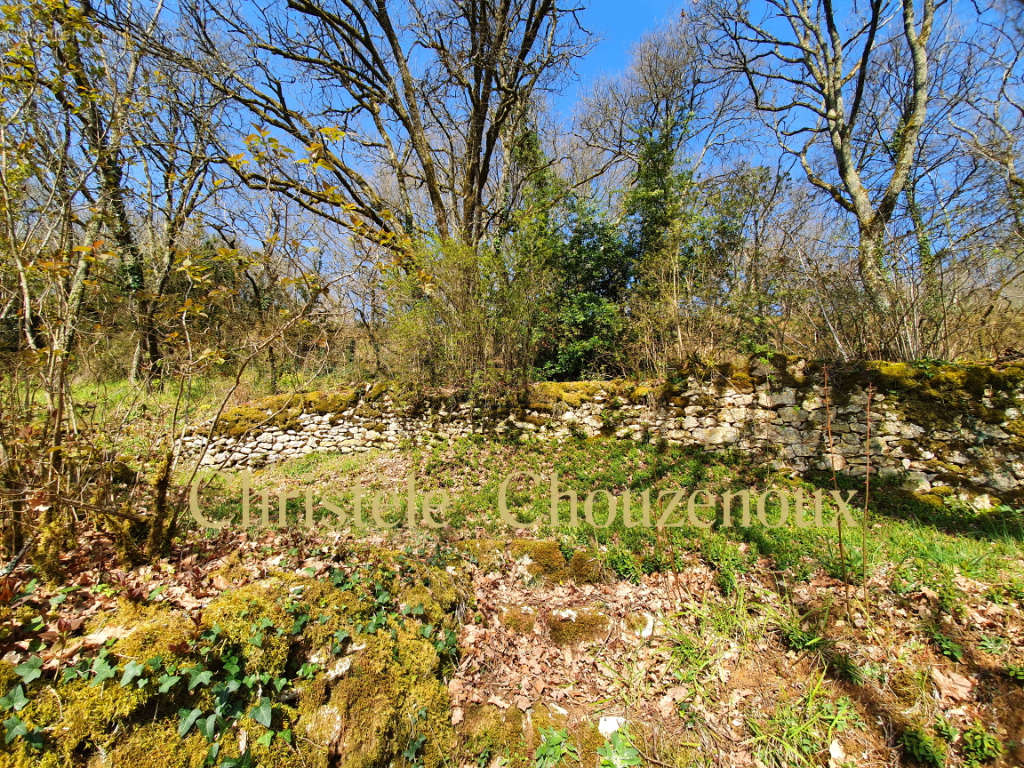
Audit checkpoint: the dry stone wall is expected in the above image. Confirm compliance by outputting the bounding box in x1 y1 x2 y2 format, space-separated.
177 358 1024 504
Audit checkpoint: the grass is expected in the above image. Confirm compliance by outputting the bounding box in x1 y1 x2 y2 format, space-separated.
746 673 860 768
182 435 1024 593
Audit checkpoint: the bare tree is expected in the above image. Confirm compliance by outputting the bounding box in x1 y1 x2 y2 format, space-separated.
708 0 941 328
141 0 591 251
576 9 746 190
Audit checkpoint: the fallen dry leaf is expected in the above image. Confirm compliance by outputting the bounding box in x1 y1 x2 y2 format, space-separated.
931 667 974 701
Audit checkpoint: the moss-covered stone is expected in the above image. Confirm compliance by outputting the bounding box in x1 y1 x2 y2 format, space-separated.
528 382 606 409
17 677 153 761
567 551 604 584
546 610 609 646
302 626 455 768
831 360 1024 428
0 546 471 768
207 388 362 438
500 606 537 634
201 577 299 678
456 538 506 572
459 704 528 768
99 721 209 768
92 601 196 662
509 540 568 581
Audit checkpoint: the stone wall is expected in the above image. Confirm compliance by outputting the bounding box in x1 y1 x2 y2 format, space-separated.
177 359 1024 504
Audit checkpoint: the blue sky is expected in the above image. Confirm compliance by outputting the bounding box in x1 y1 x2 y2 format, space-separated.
552 0 683 116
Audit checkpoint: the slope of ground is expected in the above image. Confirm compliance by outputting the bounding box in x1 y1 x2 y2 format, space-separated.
1 438 1022 767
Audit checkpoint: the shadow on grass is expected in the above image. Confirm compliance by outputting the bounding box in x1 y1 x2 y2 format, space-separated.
804 471 1024 544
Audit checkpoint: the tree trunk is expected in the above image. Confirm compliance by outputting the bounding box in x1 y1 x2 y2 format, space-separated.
857 217 894 318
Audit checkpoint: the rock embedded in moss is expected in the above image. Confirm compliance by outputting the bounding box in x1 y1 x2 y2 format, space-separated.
509 539 568 581
546 609 609 646
500 606 537 634
568 551 604 584
459 703 529 768
304 627 455 768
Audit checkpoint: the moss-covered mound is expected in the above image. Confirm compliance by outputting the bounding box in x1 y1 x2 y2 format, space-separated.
0 548 467 768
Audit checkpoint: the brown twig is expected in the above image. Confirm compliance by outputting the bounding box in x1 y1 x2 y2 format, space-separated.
822 366 851 619
862 384 874 603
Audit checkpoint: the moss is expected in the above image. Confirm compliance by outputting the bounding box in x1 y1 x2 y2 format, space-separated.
520 413 550 427
101 721 209 768
1 744 62 768
525 703 568 750
571 721 604 768
309 388 360 413
626 383 654 404
18 678 153 761
459 704 528 768
456 538 506 572
509 540 568 581
1 550 468 768
208 388 362 438
528 382 605 409
364 382 389 402
726 370 756 393
546 610 609 646
200 576 301 678
90 601 196 662
206 550 254 589
304 626 455 768
567 551 604 584
0 660 16 693
912 493 947 511
500 606 536 634
398 583 451 626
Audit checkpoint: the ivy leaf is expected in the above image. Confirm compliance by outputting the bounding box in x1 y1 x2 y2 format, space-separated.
187 667 213 691
177 707 203 737
0 685 28 712
120 661 145 688
14 657 42 685
250 698 273 728
596 730 642 768
91 656 116 685
197 713 218 741
403 733 426 761
223 655 241 677
331 630 350 654
3 715 27 744
256 730 274 748
205 742 221 764
157 674 181 693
